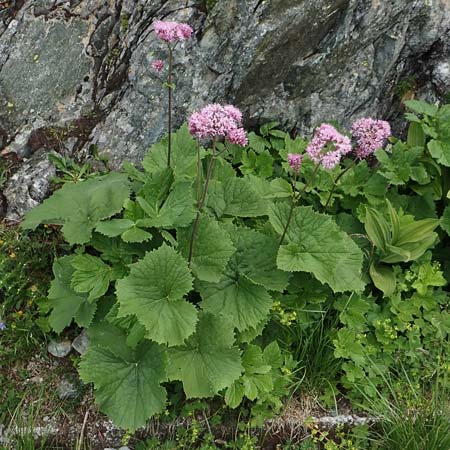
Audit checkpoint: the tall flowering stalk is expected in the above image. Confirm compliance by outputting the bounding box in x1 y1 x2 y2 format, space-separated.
280 124 352 244
187 104 247 266
323 118 391 210
153 20 193 167
279 154 304 245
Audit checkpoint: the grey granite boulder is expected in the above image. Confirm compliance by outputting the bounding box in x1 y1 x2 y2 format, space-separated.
1 0 449 218
3 149 56 222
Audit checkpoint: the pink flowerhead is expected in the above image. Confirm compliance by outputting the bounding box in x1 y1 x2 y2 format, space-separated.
154 20 193 43
151 59 164 72
305 124 352 170
351 118 391 159
287 153 303 172
176 23 194 39
223 105 243 123
227 127 248 146
188 103 247 146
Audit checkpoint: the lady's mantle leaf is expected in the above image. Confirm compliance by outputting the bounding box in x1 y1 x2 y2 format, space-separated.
167 313 243 398
79 322 167 431
116 244 197 346
47 256 97 333
270 203 365 293
178 216 236 282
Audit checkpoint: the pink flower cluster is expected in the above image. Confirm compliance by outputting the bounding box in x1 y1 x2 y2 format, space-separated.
306 124 352 170
288 153 303 172
151 59 164 72
188 104 248 146
351 118 391 159
154 21 193 43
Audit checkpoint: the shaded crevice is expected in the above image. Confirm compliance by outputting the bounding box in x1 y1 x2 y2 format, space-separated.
0 0 26 29
25 111 106 158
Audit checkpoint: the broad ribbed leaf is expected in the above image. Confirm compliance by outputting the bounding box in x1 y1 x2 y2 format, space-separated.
95 219 134 237
223 178 267 217
137 182 196 228
142 125 198 179
140 167 173 206
395 218 439 247
370 263 396 297
428 139 450 167
200 275 272 332
78 322 167 431
116 245 197 346
47 256 97 333
167 313 242 398
364 207 389 253
71 254 113 301
230 228 290 292
198 227 287 331
208 178 267 218
178 216 235 282
270 203 365 293
22 173 130 245
404 99 438 117
407 122 426 147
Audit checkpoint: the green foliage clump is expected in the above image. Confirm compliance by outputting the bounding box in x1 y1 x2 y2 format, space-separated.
21 100 450 435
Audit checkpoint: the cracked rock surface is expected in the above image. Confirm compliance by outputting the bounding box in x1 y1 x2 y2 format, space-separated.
1 0 449 219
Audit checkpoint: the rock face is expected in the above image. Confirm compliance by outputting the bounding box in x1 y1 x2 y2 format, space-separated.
1 0 450 219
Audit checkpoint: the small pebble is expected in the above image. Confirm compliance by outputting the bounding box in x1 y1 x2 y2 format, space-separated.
72 330 89 355
57 379 78 400
48 340 72 358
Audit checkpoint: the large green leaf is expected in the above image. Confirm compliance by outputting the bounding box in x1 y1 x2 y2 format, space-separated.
369 263 396 297
95 219 135 237
47 256 97 333
404 99 438 117
198 227 287 331
178 215 236 282
90 233 146 265
116 244 197 346
207 178 267 218
199 275 272 332
22 173 130 245
78 322 167 431
407 122 426 148
140 167 173 206
270 203 365 293
428 140 450 167
440 206 450 236
142 125 199 179
71 254 113 301
364 207 390 253
228 227 290 292
137 182 196 228
167 313 243 398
